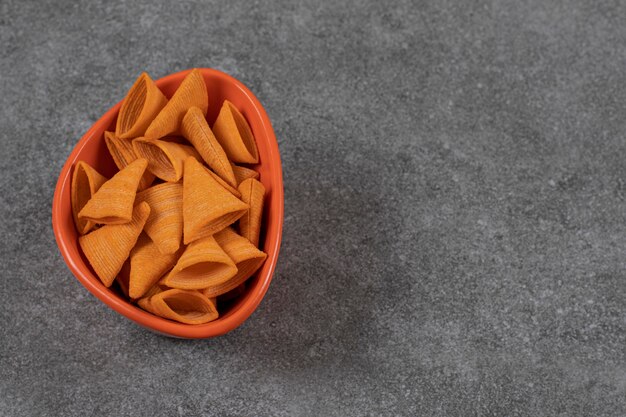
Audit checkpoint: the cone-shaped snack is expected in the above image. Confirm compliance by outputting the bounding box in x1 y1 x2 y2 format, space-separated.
232 164 259 185
104 131 134 167
137 296 157 315
79 202 150 287
129 233 181 299
183 157 248 244
104 131 155 190
115 260 131 298
144 69 208 139
212 100 259 163
217 283 246 303
202 228 266 298
115 72 168 139
71 161 107 235
203 165 241 198
135 182 183 254
161 235 237 290
149 289 218 324
137 282 169 313
237 178 265 247
78 158 148 224
144 282 167 299
181 106 237 187
133 138 200 182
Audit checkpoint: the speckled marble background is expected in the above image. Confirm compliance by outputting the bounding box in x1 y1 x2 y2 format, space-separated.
1 0 625 416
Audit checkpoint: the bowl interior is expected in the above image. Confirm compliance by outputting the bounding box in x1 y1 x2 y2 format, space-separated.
53 69 283 338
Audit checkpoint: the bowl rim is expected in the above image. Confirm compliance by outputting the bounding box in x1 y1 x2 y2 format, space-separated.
52 68 284 338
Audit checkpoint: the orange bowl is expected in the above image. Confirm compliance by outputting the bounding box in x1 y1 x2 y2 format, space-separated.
52 68 284 338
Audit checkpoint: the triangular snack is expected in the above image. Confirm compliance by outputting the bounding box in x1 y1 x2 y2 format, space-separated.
115 260 131 299
183 157 248 244
181 106 237 187
133 138 200 182
149 289 218 324
104 131 155 190
115 72 168 139
202 228 266 298
161 235 237 289
137 296 157 315
71 161 107 235
129 233 181 299
78 158 148 224
135 182 183 254
203 165 241 198
212 100 259 163
79 202 150 287
104 131 135 167
144 69 208 139
137 282 168 313
237 178 265 247
144 282 168 299
232 164 259 185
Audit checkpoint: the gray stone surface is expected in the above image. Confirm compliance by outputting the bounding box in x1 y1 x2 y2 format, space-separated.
1 0 625 415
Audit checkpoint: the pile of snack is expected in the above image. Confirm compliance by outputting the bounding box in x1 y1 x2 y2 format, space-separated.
71 69 266 324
